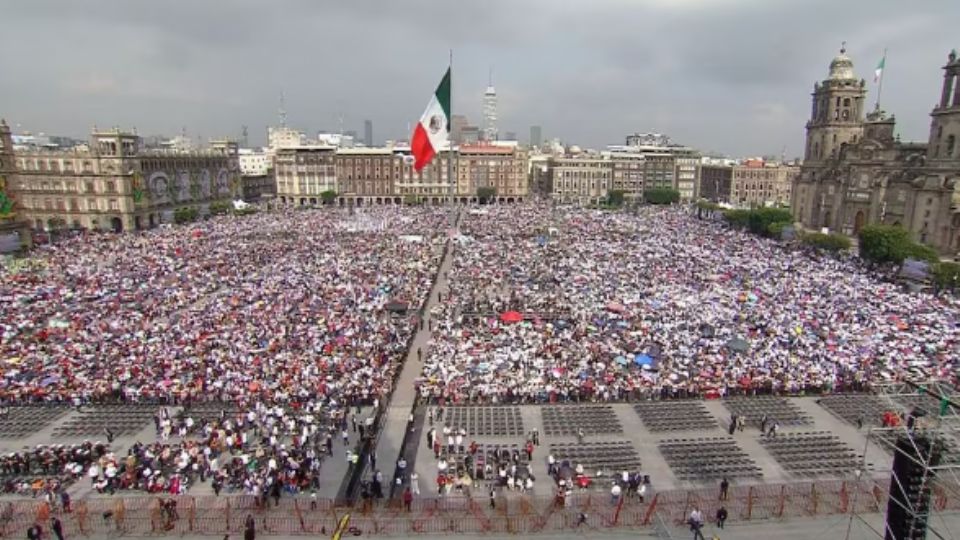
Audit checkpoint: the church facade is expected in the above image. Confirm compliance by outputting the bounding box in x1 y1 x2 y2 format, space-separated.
792 48 960 257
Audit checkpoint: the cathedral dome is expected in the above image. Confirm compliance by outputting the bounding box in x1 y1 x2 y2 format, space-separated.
828 46 856 80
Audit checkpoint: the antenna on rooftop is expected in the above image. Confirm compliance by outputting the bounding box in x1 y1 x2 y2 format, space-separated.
279 90 287 128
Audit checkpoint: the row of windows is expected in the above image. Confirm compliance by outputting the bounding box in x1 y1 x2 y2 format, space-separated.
18 159 96 173
14 179 117 193
21 197 120 211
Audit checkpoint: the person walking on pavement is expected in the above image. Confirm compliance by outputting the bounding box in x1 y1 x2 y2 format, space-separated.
716 506 728 529
51 517 65 540
243 514 255 540
403 487 413 512
688 508 706 540
719 477 729 501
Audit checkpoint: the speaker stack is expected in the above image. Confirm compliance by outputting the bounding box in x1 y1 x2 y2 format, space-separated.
884 409 944 540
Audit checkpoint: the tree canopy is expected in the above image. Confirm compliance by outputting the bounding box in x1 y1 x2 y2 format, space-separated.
643 188 680 205
858 224 939 265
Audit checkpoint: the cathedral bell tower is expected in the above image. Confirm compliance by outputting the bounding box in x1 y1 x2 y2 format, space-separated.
928 49 960 163
805 45 867 163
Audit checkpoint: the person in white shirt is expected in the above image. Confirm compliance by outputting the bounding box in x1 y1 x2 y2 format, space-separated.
689 508 705 540
410 471 420 495
610 483 622 504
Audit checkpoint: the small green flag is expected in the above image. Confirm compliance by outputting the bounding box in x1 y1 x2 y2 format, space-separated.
874 56 885 83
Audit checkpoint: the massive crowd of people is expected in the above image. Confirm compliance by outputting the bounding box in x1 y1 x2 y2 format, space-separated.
0 207 447 493
2 202 959 497
418 205 960 403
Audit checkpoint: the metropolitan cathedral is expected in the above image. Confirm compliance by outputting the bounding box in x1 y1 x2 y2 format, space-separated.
792 47 960 257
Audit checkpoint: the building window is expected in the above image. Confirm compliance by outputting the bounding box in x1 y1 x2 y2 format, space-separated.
947 135 956 157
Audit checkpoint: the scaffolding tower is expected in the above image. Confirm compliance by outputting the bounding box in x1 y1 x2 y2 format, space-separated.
849 380 960 539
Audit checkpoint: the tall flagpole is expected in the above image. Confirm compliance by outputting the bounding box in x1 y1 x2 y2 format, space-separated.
875 48 888 111
448 49 455 224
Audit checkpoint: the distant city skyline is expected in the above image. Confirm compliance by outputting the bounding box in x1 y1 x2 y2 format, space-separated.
1 1 957 156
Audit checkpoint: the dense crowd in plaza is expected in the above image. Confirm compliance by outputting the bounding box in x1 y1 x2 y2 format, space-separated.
1 202 959 499
418 204 960 404
0 207 447 494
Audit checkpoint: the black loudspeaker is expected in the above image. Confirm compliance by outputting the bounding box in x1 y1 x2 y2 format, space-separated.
885 431 943 540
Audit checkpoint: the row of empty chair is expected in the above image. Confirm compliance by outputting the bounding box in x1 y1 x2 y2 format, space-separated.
896 394 959 417
816 395 890 427
444 406 525 437
0 407 67 438
181 401 239 419
633 401 716 432
53 404 156 437
723 396 812 428
759 431 867 478
549 441 641 475
658 437 761 482
541 405 622 436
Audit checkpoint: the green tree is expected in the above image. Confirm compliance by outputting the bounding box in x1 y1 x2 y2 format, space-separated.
320 190 338 205
403 195 421 206
932 262 960 293
746 207 793 237
643 188 680 205
904 242 940 264
858 224 938 265
606 189 626 207
695 200 722 219
722 209 751 228
801 232 852 252
209 201 232 216
174 207 199 224
477 187 497 204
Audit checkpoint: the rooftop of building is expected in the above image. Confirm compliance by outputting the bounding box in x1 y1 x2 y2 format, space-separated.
335 147 397 155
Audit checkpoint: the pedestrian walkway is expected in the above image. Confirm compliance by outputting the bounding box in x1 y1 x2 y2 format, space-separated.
371 209 461 496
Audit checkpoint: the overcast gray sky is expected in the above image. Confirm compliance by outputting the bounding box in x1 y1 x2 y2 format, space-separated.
1 0 957 157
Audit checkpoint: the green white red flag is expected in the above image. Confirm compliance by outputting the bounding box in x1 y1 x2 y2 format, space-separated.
411 68 451 172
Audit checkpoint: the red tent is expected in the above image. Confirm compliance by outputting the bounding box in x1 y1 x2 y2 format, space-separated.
500 311 523 324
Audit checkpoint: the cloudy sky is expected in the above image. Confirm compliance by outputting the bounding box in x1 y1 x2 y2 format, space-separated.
1 0 957 157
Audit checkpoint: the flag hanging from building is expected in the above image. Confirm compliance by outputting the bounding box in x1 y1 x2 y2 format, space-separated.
411 68 451 172
874 55 886 83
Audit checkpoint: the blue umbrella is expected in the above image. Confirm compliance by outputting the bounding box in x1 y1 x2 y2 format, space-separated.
634 354 653 366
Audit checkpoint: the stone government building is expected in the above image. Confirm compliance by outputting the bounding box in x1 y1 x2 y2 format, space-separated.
792 48 960 256
1 122 239 233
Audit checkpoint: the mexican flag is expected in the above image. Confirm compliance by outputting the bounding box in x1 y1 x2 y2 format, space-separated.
411 68 451 172
874 56 885 83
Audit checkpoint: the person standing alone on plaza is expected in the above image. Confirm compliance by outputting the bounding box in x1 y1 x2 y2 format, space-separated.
716 506 728 529
689 508 705 540
244 514 255 540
